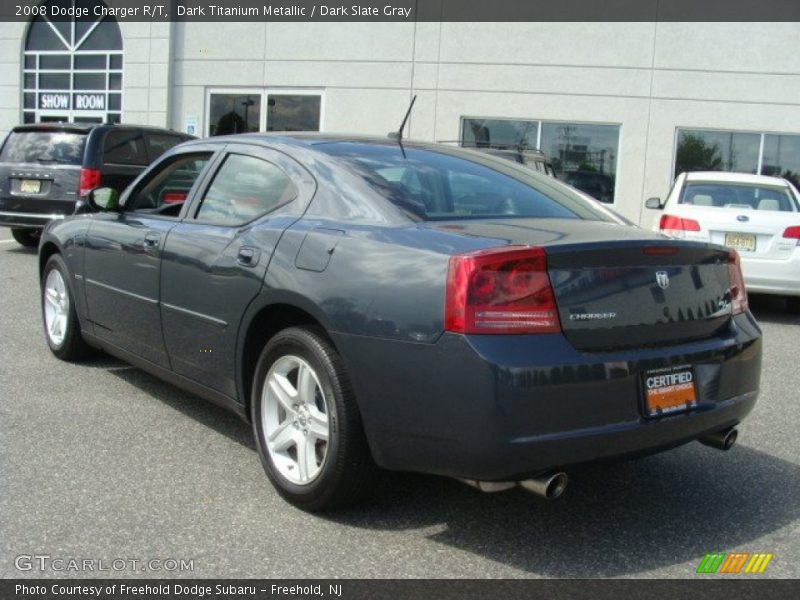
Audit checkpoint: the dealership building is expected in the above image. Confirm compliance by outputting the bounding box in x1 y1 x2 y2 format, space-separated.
1 12 799 224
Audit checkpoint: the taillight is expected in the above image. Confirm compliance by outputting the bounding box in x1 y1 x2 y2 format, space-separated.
659 214 701 233
445 246 561 334
783 226 800 245
727 249 748 315
78 168 101 197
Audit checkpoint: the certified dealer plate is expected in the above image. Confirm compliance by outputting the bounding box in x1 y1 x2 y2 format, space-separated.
643 365 697 417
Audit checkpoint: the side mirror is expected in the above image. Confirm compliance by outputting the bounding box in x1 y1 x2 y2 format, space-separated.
645 197 664 210
88 187 120 212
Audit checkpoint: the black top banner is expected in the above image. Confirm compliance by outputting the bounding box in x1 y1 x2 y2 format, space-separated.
2 0 800 22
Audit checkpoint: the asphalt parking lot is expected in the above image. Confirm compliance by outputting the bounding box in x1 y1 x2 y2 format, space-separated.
1 226 799 579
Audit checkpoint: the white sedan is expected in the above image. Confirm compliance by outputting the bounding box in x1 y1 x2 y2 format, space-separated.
647 171 800 311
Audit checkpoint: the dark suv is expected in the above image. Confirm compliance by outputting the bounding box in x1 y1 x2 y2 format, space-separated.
0 123 193 246
456 141 556 177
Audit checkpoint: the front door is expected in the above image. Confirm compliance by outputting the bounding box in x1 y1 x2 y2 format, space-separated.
83 150 216 365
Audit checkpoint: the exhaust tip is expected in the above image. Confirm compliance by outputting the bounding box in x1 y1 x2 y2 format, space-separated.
723 428 738 450
519 471 569 499
700 427 738 451
545 472 569 499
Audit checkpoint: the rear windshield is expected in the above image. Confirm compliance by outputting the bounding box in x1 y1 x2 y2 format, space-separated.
0 131 86 165
318 142 613 222
679 181 798 212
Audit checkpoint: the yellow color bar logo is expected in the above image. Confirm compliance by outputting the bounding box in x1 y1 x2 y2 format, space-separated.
696 552 773 574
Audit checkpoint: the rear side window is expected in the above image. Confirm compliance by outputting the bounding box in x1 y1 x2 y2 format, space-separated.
102 131 148 166
147 134 186 162
679 182 797 212
0 131 86 165
194 154 298 226
319 142 611 222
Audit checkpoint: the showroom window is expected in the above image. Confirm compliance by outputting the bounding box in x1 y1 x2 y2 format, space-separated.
208 91 261 136
22 2 123 124
207 89 323 136
461 117 620 203
674 129 800 188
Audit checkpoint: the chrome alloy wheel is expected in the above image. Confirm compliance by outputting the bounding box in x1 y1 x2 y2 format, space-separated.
261 355 331 485
43 269 69 346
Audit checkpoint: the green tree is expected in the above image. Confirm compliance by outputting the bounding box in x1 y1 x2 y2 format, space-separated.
213 111 246 136
675 134 723 175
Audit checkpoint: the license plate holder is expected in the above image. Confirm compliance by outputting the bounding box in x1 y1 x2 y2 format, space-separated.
643 365 697 417
20 179 41 194
724 232 756 252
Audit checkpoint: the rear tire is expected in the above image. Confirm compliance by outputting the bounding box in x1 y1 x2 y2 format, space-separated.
11 228 40 247
41 254 93 360
787 296 800 314
251 326 377 511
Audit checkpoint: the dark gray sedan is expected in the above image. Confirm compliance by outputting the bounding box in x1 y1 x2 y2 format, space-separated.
38 134 762 511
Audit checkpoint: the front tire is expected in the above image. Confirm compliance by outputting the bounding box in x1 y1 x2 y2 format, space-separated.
11 228 40 247
788 296 800 314
251 326 377 511
41 254 93 360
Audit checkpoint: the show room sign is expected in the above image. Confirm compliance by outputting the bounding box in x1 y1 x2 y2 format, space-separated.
39 93 106 111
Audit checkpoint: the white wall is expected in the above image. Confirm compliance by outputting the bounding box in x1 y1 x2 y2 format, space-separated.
2 20 799 223
120 22 172 127
0 22 25 140
169 21 800 222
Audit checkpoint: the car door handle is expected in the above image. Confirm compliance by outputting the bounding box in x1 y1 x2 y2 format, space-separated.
237 246 260 267
143 231 161 248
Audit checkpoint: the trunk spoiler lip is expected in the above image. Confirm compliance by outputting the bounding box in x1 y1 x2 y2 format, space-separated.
543 238 730 255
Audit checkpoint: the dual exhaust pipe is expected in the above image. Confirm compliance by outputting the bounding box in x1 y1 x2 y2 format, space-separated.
460 471 569 500
459 427 738 499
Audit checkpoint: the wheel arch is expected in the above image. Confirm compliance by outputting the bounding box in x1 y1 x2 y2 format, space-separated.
38 241 61 278
237 292 341 422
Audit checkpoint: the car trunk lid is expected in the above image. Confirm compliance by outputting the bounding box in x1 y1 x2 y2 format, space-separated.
426 218 736 351
546 242 733 351
664 205 800 261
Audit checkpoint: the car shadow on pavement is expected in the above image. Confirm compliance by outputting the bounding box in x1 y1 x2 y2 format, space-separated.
105 361 255 450
100 354 797 578
3 245 38 255
330 444 799 577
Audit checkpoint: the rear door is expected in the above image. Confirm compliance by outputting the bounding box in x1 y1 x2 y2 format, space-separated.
83 147 218 365
159 143 316 398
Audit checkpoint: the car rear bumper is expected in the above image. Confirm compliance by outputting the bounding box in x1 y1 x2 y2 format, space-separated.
741 252 800 296
334 312 762 481
0 195 77 230
0 210 67 229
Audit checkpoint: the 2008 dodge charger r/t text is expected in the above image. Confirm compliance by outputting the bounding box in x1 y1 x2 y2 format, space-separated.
38 134 762 511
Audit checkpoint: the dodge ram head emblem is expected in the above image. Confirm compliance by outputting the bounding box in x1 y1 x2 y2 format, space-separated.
656 271 670 289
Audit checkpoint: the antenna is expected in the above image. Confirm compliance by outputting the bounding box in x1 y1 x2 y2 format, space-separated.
388 94 417 141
